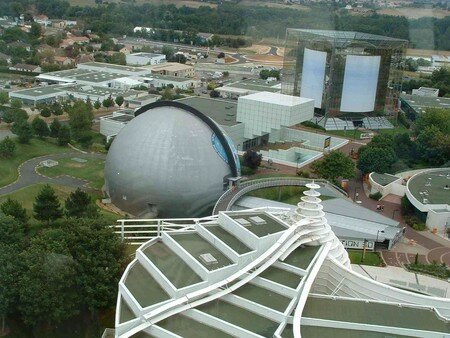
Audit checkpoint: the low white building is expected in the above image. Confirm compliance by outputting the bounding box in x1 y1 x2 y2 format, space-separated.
237 92 314 139
126 53 166 66
100 110 135 141
411 87 439 97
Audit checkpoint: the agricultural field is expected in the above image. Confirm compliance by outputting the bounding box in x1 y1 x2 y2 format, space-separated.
377 7 449 19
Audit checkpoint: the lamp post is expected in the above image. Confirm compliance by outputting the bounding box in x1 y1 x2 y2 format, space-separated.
353 187 359 201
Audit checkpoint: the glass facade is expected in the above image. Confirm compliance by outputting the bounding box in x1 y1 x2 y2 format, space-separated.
282 29 407 119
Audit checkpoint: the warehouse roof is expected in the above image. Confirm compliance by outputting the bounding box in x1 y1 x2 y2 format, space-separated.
400 94 450 113
176 96 239 126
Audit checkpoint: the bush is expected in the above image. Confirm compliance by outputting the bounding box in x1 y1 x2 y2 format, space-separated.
241 165 255 176
369 191 382 200
243 149 262 170
406 262 450 279
301 121 326 131
404 215 427 231
296 170 310 178
401 195 415 216
0 136 16 158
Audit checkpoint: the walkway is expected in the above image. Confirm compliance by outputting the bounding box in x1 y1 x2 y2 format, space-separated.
0 152 106 196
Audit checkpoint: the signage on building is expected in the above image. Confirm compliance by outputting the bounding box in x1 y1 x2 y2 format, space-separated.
324 136 331 149
341 238 374 250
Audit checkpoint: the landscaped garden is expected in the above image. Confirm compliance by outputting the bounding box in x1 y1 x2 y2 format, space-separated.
246 186 335 206
348 250 384 266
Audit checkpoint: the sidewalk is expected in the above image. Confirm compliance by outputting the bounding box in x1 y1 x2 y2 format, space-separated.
352 264 450 298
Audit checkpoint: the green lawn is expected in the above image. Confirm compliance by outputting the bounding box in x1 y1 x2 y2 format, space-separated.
0 138 69 188
37 155 106 190
246 186 334 205
348 250 383 266
0 183 120 227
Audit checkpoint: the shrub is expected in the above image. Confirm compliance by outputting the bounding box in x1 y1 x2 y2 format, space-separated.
241 165 255 176
369 191 382 200
296 170 310 178
301 121 326 131
404 215 427 231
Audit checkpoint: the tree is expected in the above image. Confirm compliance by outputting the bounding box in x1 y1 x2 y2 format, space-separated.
12 121 33 144
1 198 28 224
161 87 174 100
3 109 28 124
243 150 262 170
18 242 80 326
170 53 187 64
415 125 450 166
115 96 124 107
65 188 98 218
0 137 16 158
312 151 355 184
40 106 52 117
10 99 22 109
209 89 220 98
33 184 63 223
414 108 450 136
51 101 63 116
162 45 174 60
67 100 94 140
0 244 21 334
31 117 50 139
102 96 115 109
217 52 225 58
94 100 101 110
0 215 26 246
29 22 42 39
357 146 396 174
0 91 9 105
57 125 71 146
50 118 61 138
259 69 280 80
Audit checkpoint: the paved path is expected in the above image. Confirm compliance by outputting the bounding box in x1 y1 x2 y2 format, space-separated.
0 152 106 196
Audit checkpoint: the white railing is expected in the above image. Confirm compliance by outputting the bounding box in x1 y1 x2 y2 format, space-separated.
110 216 216 244
213 177 348 215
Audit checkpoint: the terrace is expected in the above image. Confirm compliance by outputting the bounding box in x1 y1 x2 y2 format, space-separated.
228 212 288 237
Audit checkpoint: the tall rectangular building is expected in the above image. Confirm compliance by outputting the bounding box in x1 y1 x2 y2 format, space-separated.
282 29 407 120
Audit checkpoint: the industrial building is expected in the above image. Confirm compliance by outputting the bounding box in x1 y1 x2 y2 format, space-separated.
149 62 195 78
9 83 157 107
216 78 281 98
282 29 407 130
400 93 450 118
114 184 450 337
105 101 241 218
126 52 166 66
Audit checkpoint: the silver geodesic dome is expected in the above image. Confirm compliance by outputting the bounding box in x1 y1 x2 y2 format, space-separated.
105 101 240 218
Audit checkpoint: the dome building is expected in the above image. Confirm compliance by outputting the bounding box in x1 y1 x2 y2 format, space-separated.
105 101 240 218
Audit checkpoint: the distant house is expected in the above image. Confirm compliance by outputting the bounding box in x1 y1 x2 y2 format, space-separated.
51 20 66 29
33 14 51 26
76 54 95 64
60 36 90 48
0 18 17 28
54 56 74 66
9 63 42 73
120 45 133 55
0 52 12 64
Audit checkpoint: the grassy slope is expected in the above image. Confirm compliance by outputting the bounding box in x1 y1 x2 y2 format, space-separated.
0 138 69 188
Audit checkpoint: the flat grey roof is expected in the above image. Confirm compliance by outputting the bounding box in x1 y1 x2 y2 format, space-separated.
38 68 125 83
9 84 67 97
110 115 134 122
371 172 400 186
80 62 150 73
225 78 281 93
149 74 194 83
400 94 450 113
131 52 164 58
176 96 239 126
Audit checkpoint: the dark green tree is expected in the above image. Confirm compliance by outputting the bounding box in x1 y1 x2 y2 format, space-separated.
12 121 33 144
33 184 63 223
65 188 98 218
40 106 52 117
10 99 22 109
0 198 28 224
67 100 94 140
94 100 101 110
29 22 42 39
51 101 63 116
31 116 50 139
50 118 61 138
102 96 115 109
57 125 71 146
209 89 220 98
0 137 16 158
357 146 396 174
312 150 355 184
243 149 262 170
0 91 9 105
115 96 124 107
0 215 26 246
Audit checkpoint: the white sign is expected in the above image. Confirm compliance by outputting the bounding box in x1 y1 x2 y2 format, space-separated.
341 238 374 251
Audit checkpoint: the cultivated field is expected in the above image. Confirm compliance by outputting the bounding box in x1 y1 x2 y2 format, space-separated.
377 7 449 19
68 0 217 8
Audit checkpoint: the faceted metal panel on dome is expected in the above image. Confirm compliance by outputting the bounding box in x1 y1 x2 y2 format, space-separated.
105 103 240 218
